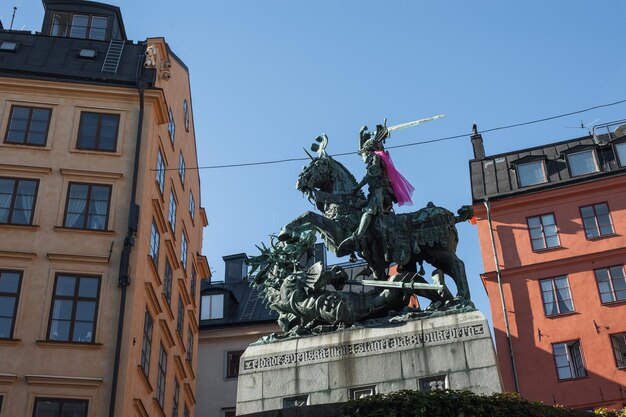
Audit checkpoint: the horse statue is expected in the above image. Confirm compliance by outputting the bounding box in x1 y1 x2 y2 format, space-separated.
278 134 473 307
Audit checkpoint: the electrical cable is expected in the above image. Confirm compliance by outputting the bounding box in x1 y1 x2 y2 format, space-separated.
156 98 626 171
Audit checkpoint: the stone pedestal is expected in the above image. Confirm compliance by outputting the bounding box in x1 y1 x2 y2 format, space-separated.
236 310 502 415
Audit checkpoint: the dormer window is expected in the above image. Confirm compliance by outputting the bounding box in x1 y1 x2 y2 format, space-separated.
567 149 598 177
615 142 626 167
517 161 547 187
51 13 108 41
201 294 224 320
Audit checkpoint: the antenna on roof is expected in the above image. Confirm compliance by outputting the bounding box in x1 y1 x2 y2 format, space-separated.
9 6 16 30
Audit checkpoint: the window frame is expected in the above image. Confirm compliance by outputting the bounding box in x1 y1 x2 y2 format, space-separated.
201 293 224 320
46 273 101 343
566 149 599 177
594 265 626 304
526 213 560 251
579 202 615 240
186 326 193 364
140 309 153 377
3 105 52 146
539 276 574 317
149 220 160 267
183 100 190 132
615 142 626 167
516 160 548 187
189 191 195 221
179 152 185 186
156 149 165 194
176 296 184 337
190 267 197 304
33 397 89 417
163 259 172 305
552 340 587 381
75 111 120 152
172 379 180 417
168 108 175 144
180 231 188 271
51 12 108 40
0 177 39 226
225 350 245 379
0 270 23 339
156 343 167 409
610 332 626 369
168 191 177 233
62 182 112 230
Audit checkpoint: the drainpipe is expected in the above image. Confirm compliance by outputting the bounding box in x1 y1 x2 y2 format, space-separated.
484 199 521 393
108 46 147 417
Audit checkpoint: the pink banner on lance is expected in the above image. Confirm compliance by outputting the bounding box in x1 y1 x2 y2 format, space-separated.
374 150 414 206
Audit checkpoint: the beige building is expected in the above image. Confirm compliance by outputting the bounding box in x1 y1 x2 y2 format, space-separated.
0 1 209 417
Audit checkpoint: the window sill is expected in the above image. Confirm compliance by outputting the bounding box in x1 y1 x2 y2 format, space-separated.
70 148 121 157
53 226 115 236
600 299 626 307
137 365 153 394
1 141 50 150
585 233 618 241
0 223 39 231
152 397 166 417
0 338 21 346
556 375 588 383
148 255 162 286
531 245 564 254
36 340 103 350
545 311 578 319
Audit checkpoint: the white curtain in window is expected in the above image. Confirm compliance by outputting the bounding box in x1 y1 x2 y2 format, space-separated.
90 198 108 229
65 195 86 227
0 192 11 222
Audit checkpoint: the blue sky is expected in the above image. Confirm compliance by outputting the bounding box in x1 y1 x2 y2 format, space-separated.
5 0 626 321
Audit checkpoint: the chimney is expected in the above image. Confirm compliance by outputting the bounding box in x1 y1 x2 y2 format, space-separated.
222 253 248 283
471 123 486 160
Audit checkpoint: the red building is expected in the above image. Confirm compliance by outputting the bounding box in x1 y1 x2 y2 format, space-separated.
469 122 626 410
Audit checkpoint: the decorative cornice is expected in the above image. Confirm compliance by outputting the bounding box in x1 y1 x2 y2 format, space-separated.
183 382 196 405
25 374 103 387
151 397 166 417
178 278 191 306
145 282 163 316
133 399 150 417
53 226 116 236
0 373 18 385
186 309 198 334
161 293 175 322
173 355 186 381
35 340 103 350
184 359 195 381
0 250 36 260
164 240 180 270
159 319 175 349
60 168 123 180
136 365 153 395
0 164 52 175
47 253 109 264
152 199 168 234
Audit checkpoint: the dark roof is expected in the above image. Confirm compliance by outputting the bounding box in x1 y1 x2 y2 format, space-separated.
469 132 626 203
199 279 278 330
0 30 146 87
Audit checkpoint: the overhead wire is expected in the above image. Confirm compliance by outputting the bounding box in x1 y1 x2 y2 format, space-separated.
156 98 626 171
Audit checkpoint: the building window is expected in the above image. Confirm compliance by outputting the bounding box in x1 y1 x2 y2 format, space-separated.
419 375 447 391
76 112 119 152
540 276 574 316
4 105 51 146
222 408 236 417
616 142 626 167
176 296 184 337
184 406 190 417
283 395 308 408
580 203 614 239
47 274 100 343
567 150 599 177
183 100 190 132
141 310 153 377
168 108 175 143
0 270 22 339
33 398 88 417
190 267 197 304
595 266 626 303
226 350 244 379
0 177 38 225
349 385 377 399
168 191 177 233
156 150 165 194
611 332 626 368
179 153 185 185
553 340 587 380
164 259 172 305
189 192 195 221
527 213 560 250
63 183 111 230
180 232 188 271
172 380 180 417
201 294 224 320
156 344 167 409
149 221 160 266
51 12 107 40
517 161 547 187
186 326 194 364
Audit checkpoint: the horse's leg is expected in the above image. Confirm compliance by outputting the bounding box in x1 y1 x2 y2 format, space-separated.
421 248 470 300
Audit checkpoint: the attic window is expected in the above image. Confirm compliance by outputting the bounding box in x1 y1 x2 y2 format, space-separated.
201 294 224 320
78 49 97 59
517 161 547 187
0 41 17 52
615 142 626 167
567 149 599 177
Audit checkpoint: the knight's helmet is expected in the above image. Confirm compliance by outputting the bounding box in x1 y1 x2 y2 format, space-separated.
358 123 388 154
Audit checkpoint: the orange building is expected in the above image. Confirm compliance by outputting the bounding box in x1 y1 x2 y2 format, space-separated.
0 1 209 416
469 122 626 410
